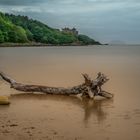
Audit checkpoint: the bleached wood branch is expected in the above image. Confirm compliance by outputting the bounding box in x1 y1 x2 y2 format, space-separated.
0 71 113 99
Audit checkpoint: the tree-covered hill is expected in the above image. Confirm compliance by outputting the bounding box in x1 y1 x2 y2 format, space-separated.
0 12 101 45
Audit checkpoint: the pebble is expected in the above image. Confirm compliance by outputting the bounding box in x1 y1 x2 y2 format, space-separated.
0 96 10 105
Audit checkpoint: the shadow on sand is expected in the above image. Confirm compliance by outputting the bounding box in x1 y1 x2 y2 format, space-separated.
10 93 114 124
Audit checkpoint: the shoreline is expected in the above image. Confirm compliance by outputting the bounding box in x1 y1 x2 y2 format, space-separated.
0 43 102 47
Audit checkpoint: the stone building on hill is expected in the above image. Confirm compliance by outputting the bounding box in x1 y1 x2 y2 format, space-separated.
62 27 78 36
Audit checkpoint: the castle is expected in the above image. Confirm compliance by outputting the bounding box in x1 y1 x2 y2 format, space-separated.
62 27 78 35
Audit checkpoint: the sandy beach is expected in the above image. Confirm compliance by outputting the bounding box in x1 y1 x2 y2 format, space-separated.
0 45 140 140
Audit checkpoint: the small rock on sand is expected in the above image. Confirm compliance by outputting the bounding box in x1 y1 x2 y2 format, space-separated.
0 96 10 105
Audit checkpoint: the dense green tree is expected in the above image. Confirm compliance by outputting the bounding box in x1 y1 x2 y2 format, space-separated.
0 30 4 43
78 34 100 45
8 26 28 43
25 29 33 41
0 11 100 45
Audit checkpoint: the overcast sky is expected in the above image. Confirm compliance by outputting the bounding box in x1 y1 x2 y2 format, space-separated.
0 0 140 44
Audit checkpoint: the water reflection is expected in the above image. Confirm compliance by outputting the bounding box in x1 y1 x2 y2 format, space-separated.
81 98 113 125
10 93 113 124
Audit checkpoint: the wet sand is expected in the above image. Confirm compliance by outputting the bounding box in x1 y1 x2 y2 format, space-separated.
0 45 140 140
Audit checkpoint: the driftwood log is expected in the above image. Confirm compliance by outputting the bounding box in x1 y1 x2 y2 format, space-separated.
0 72 113 99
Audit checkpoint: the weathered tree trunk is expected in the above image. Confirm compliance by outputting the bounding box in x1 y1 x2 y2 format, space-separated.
0 71 113 99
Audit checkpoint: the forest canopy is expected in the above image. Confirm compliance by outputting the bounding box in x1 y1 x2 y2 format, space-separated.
0 12 101 45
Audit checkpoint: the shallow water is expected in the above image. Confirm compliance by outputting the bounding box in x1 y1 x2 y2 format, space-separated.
0 45 140 140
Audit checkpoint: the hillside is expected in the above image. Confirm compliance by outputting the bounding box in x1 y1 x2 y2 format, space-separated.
0 12 101 45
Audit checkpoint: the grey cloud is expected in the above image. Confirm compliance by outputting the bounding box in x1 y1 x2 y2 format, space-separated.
0 0 140 44
0 0 140 6
0 0 45 5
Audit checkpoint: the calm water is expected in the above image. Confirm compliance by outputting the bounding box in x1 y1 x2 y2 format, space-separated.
0 45 140 140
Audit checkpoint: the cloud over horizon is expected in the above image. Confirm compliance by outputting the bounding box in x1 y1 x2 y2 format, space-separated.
0 0 140 44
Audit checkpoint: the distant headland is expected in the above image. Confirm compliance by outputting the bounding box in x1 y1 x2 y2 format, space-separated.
0 12 101 46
